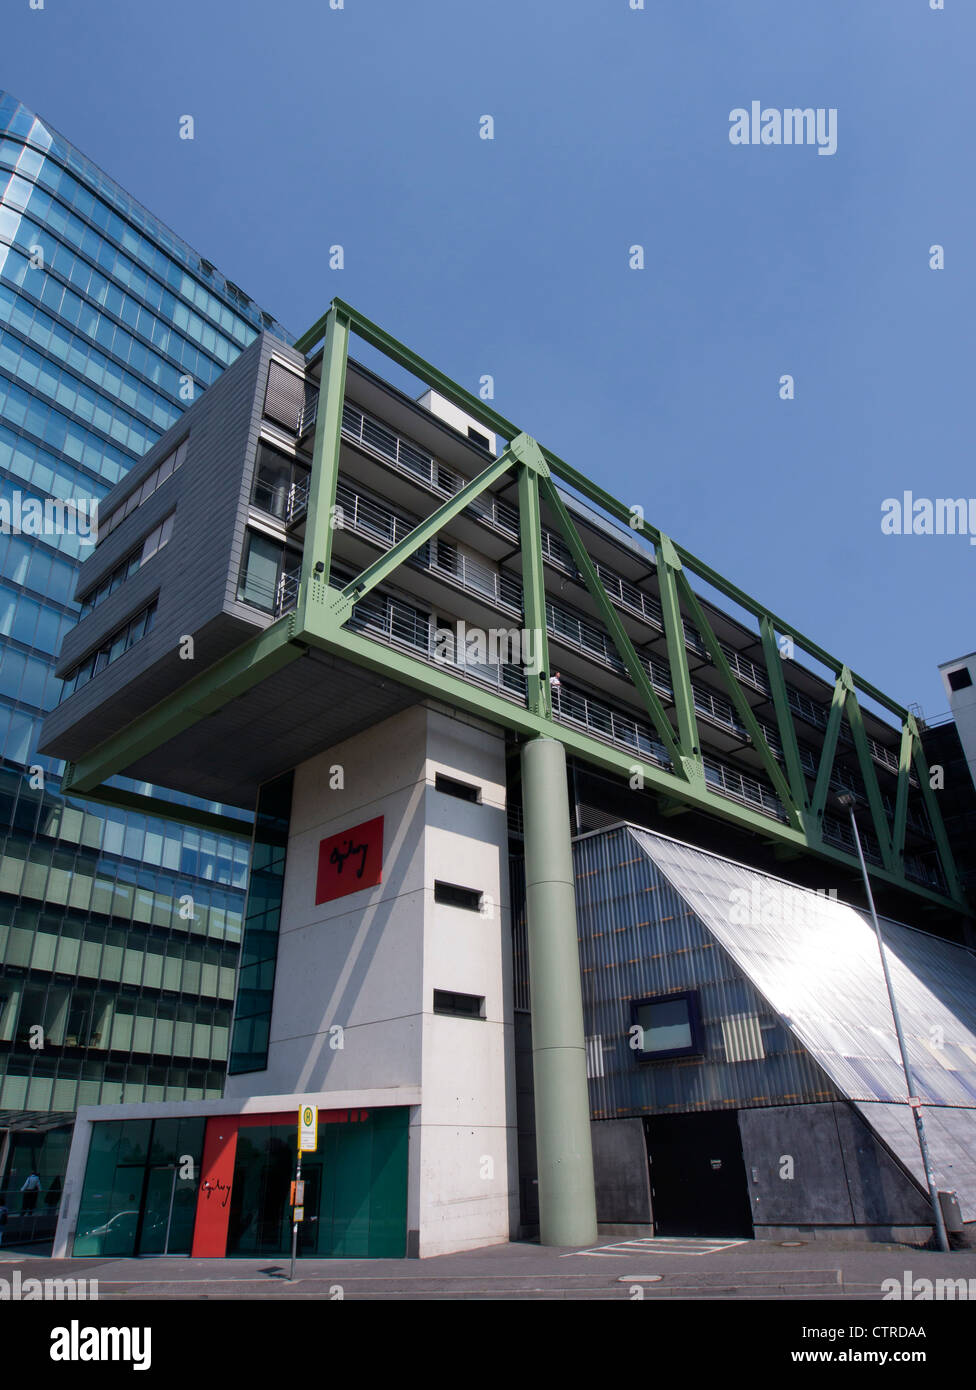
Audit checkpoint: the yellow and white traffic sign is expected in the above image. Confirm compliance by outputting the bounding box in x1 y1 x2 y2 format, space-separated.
299 1104 318 1153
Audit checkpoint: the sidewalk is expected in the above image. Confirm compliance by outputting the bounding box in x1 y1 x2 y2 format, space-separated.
4 1237 976 1300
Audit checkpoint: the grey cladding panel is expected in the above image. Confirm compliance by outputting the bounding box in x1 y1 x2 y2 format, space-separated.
39 336 276 761
737 1103 855 1225
856 1102 976 1223
591 1119 652 1224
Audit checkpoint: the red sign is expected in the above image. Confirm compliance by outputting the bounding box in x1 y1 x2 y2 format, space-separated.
316 815 384 904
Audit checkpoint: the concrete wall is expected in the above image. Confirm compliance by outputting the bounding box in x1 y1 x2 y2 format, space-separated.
941 653 976 793
738 1101 932 1241
225 702 519 1257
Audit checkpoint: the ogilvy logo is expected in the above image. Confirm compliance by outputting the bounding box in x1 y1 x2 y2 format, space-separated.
316 816 384 904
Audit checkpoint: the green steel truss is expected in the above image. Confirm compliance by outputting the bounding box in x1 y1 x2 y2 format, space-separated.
63 299 968 914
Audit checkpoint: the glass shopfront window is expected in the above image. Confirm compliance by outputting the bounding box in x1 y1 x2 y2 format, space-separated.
72 1115 205 1257
226 1110 408 1259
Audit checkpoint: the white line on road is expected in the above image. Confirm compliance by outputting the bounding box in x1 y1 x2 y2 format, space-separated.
564 1238 747 1257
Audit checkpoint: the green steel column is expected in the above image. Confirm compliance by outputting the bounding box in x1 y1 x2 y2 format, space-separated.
301 304 349 602
518 462 552 718
521 735 598 1247
655 535 702 780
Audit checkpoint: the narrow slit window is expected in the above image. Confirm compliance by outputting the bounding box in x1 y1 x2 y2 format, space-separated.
433 990 485 1019
434 773 480 804
434 881 483 912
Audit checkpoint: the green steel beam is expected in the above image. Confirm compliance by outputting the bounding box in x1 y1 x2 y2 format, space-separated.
541 482 685 773
294 308 333 357
518 463 552 718
296 608 965 913
328 443 521 623
544 457 907 721
300 306 350 599
299 299 907 722
57 301 965 913
308 298 518 443
653 536 701 775
760 616 810 817
891 721 914 863
60 616 303 795
676 567 802 831
844 688 896 872
810 670 851 828
909 717 967 906
293 299 965 908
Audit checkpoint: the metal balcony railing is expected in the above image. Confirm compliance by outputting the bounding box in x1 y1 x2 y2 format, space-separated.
426 545 523 615
275 570 300 616
720 643 771 695
292 397 911 790
285 476 310 524
703 757 788 823
551 685 672 772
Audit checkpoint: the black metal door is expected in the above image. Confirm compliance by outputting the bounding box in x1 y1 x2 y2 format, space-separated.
644 1112 753 1238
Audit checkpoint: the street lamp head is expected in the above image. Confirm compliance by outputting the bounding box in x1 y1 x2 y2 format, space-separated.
836 793 855 811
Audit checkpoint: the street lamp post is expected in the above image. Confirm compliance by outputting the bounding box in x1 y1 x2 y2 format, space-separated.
836 794 950 1253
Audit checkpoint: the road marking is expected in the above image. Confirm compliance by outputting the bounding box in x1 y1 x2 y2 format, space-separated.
564 1237 747 1258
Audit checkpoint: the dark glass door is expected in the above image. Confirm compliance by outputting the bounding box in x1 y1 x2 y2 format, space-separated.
136 1166 173 1254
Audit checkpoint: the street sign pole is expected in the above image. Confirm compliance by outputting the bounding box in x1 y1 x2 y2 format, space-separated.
289 1147 302 1282
289 1104 317 1280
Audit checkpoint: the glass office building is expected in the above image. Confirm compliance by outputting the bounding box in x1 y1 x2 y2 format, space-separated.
0 90 289 1236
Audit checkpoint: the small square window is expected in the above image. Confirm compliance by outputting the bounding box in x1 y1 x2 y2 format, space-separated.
948 666 973 692
630 991 704 1061
467 426 491 451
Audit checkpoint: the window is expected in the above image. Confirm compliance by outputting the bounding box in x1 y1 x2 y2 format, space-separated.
434 773 480 804
237 530 297 613
433 990 485 1019
630 991 705 1061
97 438 187 544
467 426 491 452
948 666 973 692
434 881 483 912
79 514 174 615
60 601 157 699
263 361 305 432
251 443 307 522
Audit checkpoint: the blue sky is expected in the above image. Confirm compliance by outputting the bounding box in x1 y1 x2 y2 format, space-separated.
5 0 972 719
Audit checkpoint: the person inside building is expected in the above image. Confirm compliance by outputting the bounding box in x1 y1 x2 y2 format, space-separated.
20 1171 41 1212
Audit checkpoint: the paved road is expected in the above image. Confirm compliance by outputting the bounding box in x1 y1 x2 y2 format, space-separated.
4 1237 975 1300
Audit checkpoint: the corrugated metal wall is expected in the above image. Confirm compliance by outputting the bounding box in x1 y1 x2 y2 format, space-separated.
521 825 839 1118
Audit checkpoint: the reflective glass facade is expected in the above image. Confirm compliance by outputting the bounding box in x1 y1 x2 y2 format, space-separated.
71 1108 409 1259
72 1116 205 1257
227 773 292 1076
0 91 290 1206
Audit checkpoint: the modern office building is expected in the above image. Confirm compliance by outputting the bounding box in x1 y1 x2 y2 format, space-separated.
39 301 975 1256
0 90 290 1239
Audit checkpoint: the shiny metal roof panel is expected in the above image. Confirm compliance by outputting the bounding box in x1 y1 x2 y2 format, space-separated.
629 827 976 1112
